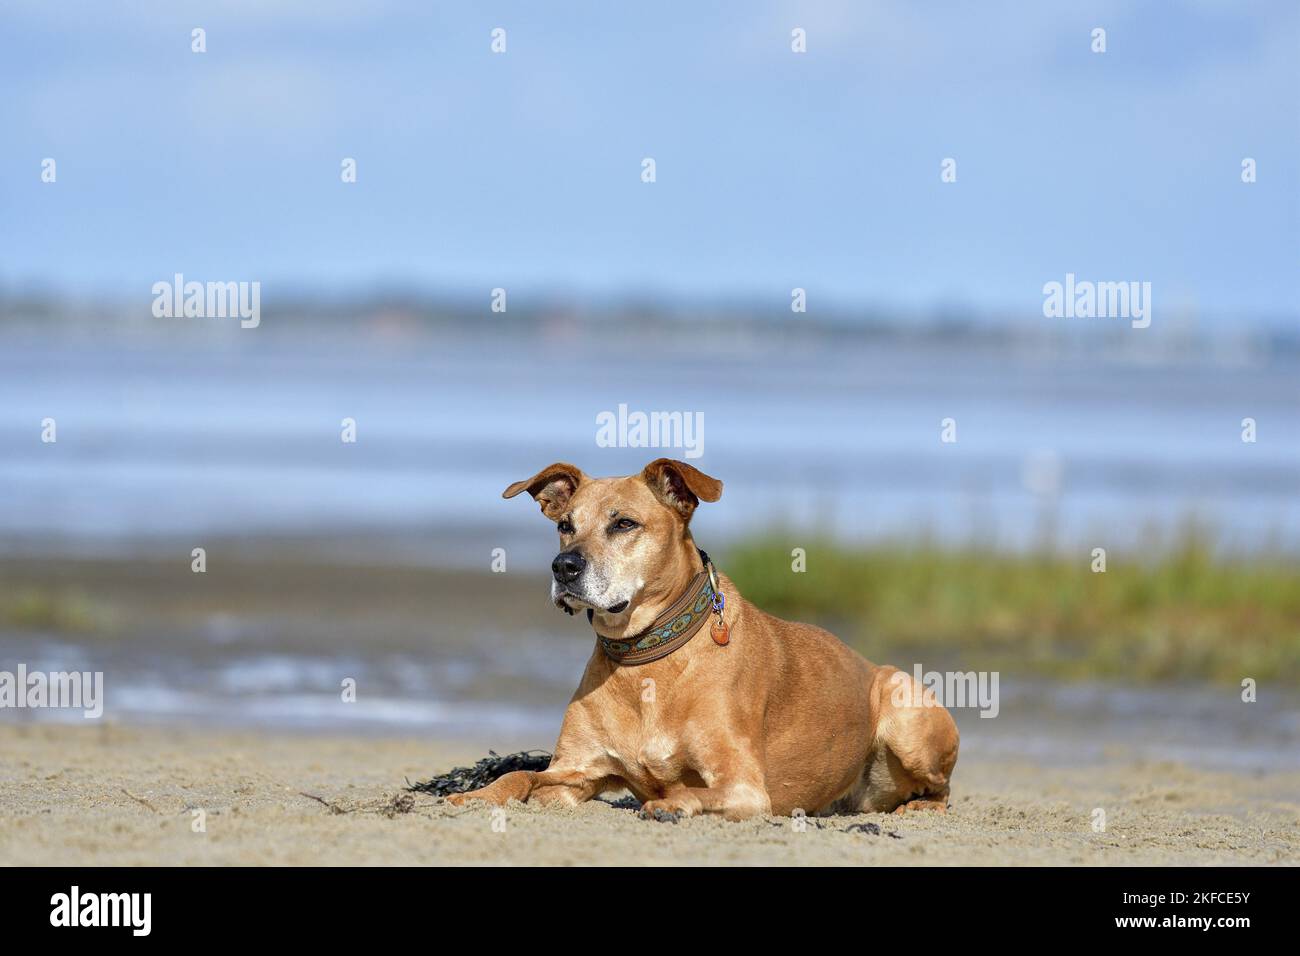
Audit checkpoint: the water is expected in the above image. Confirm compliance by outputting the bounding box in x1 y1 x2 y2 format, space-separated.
3 632 1295 773
2 333 1297 561
2 330 1297 761
0 628 581 740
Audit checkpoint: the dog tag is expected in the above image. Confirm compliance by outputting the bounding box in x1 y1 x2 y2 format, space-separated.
710 618 730 646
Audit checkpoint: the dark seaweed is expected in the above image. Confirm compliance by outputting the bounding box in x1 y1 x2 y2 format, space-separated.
406 750 553 796
843 822 881 835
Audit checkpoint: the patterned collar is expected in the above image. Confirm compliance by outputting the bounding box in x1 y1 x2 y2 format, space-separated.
590 550 726 666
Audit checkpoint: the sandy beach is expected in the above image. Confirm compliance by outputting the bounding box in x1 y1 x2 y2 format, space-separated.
2 722 1296 866
3 551 1299 867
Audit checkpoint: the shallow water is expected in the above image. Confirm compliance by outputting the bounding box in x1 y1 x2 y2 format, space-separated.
3 630 1295 775
3 335 1297 561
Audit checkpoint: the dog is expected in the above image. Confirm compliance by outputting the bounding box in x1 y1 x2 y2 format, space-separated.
447 458 959 821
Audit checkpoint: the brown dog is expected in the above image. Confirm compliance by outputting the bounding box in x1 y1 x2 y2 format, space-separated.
447 458 959 820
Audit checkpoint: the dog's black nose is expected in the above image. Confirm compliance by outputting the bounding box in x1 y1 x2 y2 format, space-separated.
552 551 586 584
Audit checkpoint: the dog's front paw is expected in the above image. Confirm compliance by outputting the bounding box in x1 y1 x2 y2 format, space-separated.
639 794 702 822
638 806 681 824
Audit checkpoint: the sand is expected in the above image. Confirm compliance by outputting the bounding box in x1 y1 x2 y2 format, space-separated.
1 722 1296 866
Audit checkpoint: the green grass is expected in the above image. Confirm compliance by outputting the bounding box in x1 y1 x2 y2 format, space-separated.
0 588 106 634
724 534 1300 683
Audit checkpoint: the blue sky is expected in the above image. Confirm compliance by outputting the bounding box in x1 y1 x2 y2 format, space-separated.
1 0 1296 324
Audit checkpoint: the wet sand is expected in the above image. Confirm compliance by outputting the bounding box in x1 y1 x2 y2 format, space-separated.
2 723 1296 866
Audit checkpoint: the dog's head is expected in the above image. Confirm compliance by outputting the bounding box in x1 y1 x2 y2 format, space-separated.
503 458 723 630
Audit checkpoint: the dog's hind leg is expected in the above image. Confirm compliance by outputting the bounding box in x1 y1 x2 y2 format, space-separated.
854 667 959 814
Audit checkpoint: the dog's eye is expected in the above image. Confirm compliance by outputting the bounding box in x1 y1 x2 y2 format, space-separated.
557 520 575 535
611 518 638 532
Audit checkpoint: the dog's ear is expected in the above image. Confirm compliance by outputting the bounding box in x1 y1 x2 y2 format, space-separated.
641 458 722 520
503 463 587 520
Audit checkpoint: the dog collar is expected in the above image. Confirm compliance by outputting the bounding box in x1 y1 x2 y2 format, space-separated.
591 549 728 666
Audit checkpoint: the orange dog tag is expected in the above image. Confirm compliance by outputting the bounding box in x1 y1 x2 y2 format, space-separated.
710 618 730 646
